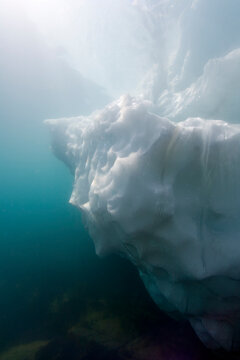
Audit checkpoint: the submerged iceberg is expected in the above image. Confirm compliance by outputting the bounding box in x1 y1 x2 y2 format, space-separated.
47 95 240 350
46 0 240 351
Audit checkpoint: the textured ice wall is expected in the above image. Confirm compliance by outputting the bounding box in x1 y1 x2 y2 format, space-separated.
46 0 240 351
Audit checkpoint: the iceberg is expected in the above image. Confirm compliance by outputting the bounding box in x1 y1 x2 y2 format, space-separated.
46 95 240 350
46 0 240 351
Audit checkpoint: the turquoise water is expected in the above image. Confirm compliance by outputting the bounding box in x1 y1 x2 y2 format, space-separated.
0 35 114 348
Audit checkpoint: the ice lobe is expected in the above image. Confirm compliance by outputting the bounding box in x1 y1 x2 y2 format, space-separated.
47 95 240 350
